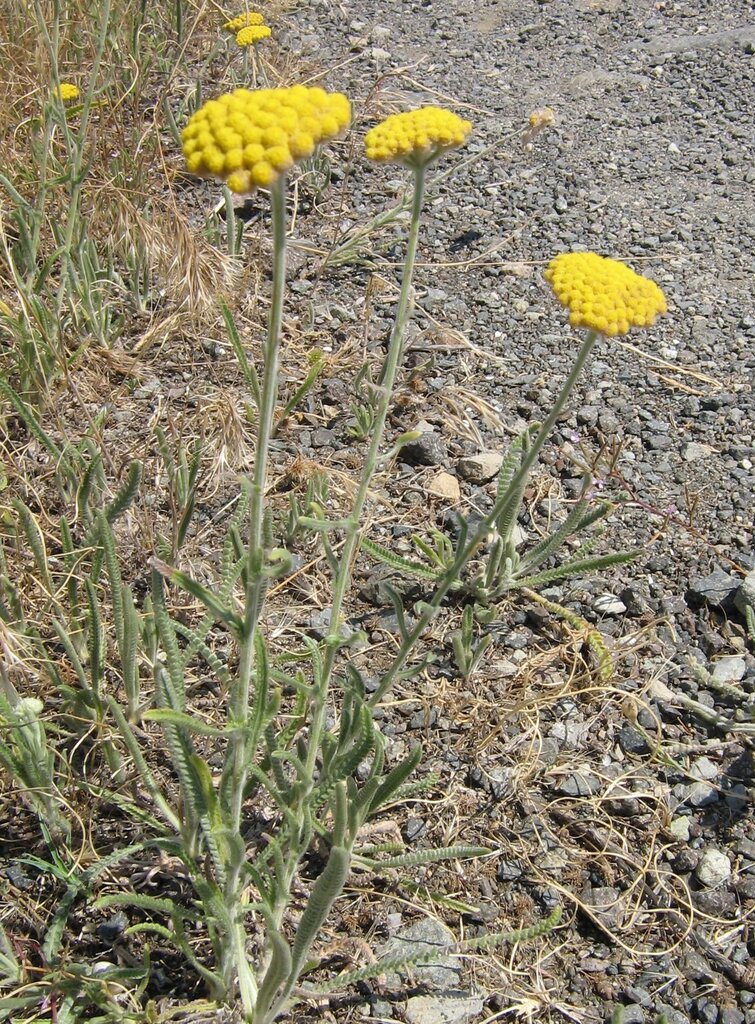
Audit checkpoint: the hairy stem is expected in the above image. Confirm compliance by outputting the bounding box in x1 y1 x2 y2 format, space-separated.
371 327 600 703
225 176 288 831
305 163 428 785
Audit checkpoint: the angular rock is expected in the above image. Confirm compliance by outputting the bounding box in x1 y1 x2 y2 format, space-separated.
687 568 740 609
618 726 650 755
735 570 755 617
456 451 503 483
97 911 129 944
720 1011 745 1024
693 886 737 916
497 859 524 882
380 918 462 989
401 431 448 467
682 441 713 462
712 656 746 684
593 593 627 616
694 1001 719 1024
678 781 718 808
672 847 700 874
403 817 426 843
585 886 624 930
556 770 601 797
655 1004 691 1024
690 756 719 782
695 848 732 888
669 817 691 842
405 992 485 1024
427 471 461 502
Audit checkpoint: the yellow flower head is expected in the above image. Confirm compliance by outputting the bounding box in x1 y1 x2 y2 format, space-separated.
56 82 80 103
364 106 472 167
236 23 271 46
528 107 555 129
224 11 264 31
545 252 668 337
181 85 351 194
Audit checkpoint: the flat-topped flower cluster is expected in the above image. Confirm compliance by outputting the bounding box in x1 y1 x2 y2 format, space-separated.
364 106 472 166
181 85 351 193
545 251 667 336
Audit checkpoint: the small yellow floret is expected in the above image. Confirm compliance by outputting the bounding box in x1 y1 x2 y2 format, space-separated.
236 24 271 46
265 145 293 171
544 252 668 337
182 85 351 193
364 106 472 167
56 82 80 103
224 148 245 172
289 132 315 159
243 143 266 166
223 11 264 32
250 161 275 187
227 170 253 193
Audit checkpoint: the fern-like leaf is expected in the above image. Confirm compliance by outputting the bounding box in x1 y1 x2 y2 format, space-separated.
361 536 443 585
516 550 638 590
355 843 490 871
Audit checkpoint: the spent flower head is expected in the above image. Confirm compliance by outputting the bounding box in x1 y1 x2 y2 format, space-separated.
236 23 271 46
182 85 351 193
365 106 472 167
545 251 667 337
56 82 80 103
528 106 555 129
224 11 264 31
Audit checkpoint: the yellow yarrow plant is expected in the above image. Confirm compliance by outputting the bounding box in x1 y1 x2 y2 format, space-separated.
56 82 80 103
181 86 351 193
365 106 472 167
545 251 667 337
236 23 271 45
224 11 264 31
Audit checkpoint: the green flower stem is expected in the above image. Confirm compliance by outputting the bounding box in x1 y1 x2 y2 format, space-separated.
370 327 600 705
224 185 238 256
329 163 427 626
33 0 112 318
303 162 428 784
233 917 259 1017
226 176 288 831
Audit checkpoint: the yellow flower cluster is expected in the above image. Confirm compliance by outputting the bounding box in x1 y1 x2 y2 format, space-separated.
182 86 351 193
364 106 472 166
223 11 264 31
56 83 80 103
236 23 271 45
545 252 668 336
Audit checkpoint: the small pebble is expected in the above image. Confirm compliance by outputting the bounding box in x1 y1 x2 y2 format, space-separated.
593 593 627 616
695 848 732 888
